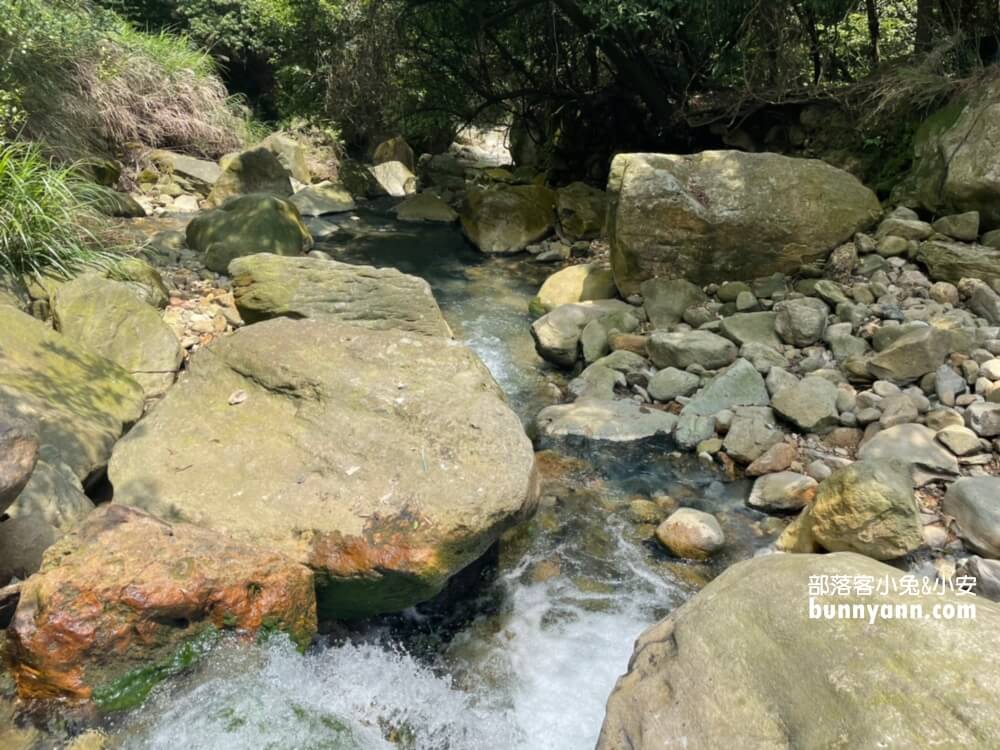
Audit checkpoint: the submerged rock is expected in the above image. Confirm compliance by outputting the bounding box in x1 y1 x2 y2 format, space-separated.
606 151 879 294
598 553 1000 750
0 306 143 483
6 505 316 706
229 253 451 336
108 318 537 620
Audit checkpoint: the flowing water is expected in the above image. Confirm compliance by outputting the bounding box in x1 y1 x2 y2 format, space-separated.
33 207 773 749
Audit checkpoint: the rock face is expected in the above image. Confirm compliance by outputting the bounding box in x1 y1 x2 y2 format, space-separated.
186 195 312 273
6 505 316 706
809 460 922 560
0 307 144 483
555 182 607 240
0 412 38 514
944 477 1000 558
461 185 555 254
598 553 1000 750
289 181 355 216
532 263 616 314
606 151 880 294
52 275 183 399
206 147 293 207
229 254 451 336
908 80 1000 228
108 318 537 619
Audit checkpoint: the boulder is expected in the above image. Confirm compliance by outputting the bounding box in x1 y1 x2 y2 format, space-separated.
555 182 607 240
944 477 1000 558
961 278 1000 325
52 275 183 399
530 300 634 367
229 254 450 336
206 147 293 207
916 240 1000 285
810 460 921 560
536 400 677 443
532 263 617 315
0 455 93 583
722 410 783 464
867 325 950 383
371 161 418 197
640 278 706 329
598 552 1000 750
719 311 781 348
108 318 537 620
6 505 316 706
772 376 839 433
774 297 829 346
654 508 724 560
0 411 37 515
393 193 458 223
933 211 980 241
148 149 221 189
748 472 817 513
186 194 312 273
647 330 737 370
289 181 355 216
0 307 143 483
647 367 700 402
606 151 880 294
858 423 960 486
261 132 311 184
112 257 170 309
681 359 769 417
461 185 555 254
373 136 416 173
89 187 145 218
967 402 1000 437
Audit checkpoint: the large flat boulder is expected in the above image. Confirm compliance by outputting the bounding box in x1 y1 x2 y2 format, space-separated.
52 274 183 399
108 318 537 619
598 553 1000 750
461 185 555 254
6 505 316 707
229 253 451 336
607 151 880 294
186 194 313 273
0 307 144 483
916 240 1000 285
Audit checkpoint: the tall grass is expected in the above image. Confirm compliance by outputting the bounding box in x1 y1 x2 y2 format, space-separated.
0 142 119 278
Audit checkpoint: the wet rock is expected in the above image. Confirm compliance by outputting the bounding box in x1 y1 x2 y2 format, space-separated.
537 399 677 443
774 297 829 346
533 263 617 314
640 278 706 329
206 147 293 207
289 181 355 216
681 359 769 417
772 376 839 433
393 192 458 223
6 505 316 706
606 151 879 294
109 318 536 620
858 423 959 485
748 472 817 513
0 307 143 483
229 253 450 336
654 508 724 560
52 275 183 400
531 300 634 367
810 460 921 560
187 194 312 273
461 185 555 254
647 330 737 370
647 368 700 402
944 477 1000 557
597 553 1000 750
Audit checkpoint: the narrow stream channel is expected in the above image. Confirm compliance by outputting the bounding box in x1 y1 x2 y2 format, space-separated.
108 207 768 749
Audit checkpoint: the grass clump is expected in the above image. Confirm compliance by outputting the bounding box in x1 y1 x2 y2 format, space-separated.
0 141 120 278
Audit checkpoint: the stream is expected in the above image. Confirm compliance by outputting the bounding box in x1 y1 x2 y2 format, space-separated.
92 207 770 749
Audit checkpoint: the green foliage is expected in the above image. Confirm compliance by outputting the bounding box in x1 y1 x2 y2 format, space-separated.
0 142 121 279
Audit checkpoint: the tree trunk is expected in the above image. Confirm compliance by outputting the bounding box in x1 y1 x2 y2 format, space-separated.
864 0 880 66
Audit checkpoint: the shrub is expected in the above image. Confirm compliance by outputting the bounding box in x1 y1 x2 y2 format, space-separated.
0 142 119 278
